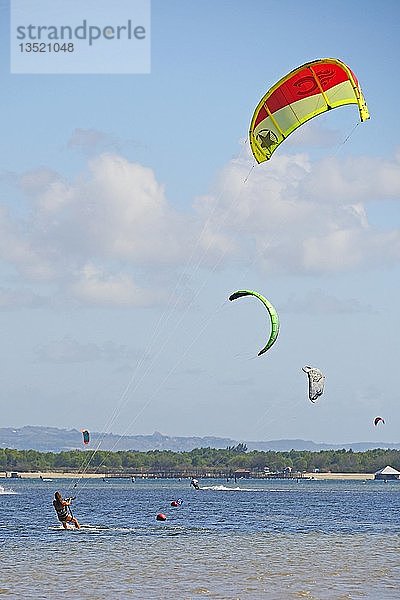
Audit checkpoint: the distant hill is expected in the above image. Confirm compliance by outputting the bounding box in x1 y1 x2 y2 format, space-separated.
0 426 398 453
245 439 400 452
0 426 236 453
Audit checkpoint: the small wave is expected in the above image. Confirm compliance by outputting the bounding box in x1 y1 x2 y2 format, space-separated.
0 485 17 495
49 524 138 533
200 485 255 492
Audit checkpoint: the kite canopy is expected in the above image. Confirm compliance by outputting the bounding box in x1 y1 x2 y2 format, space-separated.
228 290 280 355
81 429 90 445
302 366 325 403
374 417 385 427
249 58 370 163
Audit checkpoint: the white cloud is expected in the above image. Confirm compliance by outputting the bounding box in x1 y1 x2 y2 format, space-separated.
69 263 166 307
0 205 55 280
80 154 188 264
1 154 219 306
302 229 400 272
196 149 400 273
298 154 400 204
1 147 400 307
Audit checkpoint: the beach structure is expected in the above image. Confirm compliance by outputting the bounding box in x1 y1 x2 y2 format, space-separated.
374 466 400 481
234 469 251 479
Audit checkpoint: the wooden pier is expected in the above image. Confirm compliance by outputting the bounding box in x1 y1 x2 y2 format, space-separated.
103 469 308 480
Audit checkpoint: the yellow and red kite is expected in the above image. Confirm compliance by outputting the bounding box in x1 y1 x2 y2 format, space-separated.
249 58 369 163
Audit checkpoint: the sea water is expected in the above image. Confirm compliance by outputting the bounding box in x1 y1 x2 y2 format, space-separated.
1 478 399 599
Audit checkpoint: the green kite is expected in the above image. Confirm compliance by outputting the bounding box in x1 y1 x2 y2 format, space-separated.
229 290 280 355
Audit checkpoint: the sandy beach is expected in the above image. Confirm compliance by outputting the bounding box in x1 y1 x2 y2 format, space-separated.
304 472 374 481
0 471 106 479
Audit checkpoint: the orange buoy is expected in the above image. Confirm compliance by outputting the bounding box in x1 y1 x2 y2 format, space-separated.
156 513 167 521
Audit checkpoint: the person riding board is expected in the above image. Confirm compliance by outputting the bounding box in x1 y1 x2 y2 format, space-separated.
53 491 80 529
190 478 200 490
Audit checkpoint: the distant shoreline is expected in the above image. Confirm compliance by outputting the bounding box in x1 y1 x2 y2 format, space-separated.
304 472 374 480
0 472 105 480
1 471 376 481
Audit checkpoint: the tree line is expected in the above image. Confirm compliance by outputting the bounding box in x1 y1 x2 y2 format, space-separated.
0 445 399 474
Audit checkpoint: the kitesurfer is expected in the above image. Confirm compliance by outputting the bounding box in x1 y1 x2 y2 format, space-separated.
53 491 80 529
190 478 200 490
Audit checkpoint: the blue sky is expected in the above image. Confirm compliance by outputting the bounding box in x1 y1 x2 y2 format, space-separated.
0 0 399 445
